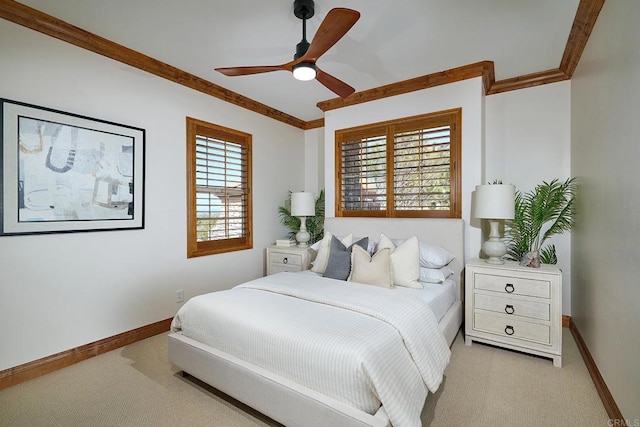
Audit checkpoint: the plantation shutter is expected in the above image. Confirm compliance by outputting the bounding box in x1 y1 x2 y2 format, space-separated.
339 127 387 216
195 134 248 241
335 109 461 218
187 117 252 258
393 124 452 213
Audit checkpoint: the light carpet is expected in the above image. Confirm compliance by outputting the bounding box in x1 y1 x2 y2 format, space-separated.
0 329 609 426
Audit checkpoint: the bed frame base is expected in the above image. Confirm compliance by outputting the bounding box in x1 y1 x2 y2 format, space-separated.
168 302 461 427
168 333 391 427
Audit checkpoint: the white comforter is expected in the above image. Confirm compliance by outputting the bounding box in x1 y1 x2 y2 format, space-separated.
171 272 451 427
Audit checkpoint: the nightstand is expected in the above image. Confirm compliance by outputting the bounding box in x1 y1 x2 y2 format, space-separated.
464 258 562 367
266 245 314 275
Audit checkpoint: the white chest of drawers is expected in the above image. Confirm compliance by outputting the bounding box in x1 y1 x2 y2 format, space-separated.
266 245 314 275
464 258 562 367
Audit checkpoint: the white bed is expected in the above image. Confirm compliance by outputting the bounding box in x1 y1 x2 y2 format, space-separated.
168 218 464 427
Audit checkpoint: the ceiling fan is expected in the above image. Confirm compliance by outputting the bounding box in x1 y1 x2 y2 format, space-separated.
215 0 360 98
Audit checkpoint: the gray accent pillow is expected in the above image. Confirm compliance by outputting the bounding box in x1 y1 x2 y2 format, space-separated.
323 236 369 281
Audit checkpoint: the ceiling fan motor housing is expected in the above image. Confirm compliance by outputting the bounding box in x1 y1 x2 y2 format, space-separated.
294 0 315 20
295 40 310 60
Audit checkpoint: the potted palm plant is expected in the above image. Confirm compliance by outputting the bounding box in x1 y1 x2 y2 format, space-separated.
278 189 325 244
505 178 577 267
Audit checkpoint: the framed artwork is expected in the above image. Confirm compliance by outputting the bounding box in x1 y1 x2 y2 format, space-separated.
0 99 145 236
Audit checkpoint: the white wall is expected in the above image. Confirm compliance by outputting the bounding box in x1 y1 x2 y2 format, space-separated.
570 0 640 420
0 20 304 370
322 78 485 261
304 127 324 195
485 81 572 314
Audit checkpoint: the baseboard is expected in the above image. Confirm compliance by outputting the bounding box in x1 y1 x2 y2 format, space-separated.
1 314 626 423
569 318 625 423
0 317 172 390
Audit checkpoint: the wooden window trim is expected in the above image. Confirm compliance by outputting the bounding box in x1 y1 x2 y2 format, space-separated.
335 109 461 219
186 117 253 258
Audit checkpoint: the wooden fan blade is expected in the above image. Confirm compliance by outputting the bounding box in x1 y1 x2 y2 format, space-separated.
302 8 360 62
215 62 294 76
316 68 355 98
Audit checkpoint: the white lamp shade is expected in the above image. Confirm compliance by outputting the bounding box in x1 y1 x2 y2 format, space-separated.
291 192 315 216
473 184 515 220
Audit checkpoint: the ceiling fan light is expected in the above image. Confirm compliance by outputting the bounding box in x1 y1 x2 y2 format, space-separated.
293 62 317 81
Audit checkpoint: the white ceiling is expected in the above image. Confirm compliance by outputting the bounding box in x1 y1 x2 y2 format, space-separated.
18 0 580 122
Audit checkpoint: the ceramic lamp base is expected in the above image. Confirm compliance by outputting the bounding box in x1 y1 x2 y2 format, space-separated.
483 220 507 264
295 216 310 247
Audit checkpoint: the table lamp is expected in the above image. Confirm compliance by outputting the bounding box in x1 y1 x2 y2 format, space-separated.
473 184 515 264
290 191 315 247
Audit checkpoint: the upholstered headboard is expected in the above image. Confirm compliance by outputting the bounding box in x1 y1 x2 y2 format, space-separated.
324 217 465 301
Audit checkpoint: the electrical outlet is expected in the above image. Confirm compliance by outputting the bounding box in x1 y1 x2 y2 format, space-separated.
176 289 184 303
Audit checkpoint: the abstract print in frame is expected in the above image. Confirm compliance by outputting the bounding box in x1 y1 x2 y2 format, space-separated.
0 99 145 236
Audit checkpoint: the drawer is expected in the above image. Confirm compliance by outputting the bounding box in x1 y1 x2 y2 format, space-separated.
474 312 550 345
474 293 550 321
474 273 550 298
269 264 302 274
269 252 302 267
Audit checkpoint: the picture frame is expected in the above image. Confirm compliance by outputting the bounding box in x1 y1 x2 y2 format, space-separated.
0 98 145 236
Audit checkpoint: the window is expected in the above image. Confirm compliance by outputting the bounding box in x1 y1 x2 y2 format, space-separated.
335 109 461 218
187 117 252 257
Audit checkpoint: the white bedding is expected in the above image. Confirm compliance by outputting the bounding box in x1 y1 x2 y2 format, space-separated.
403 279 457 323
297 269 456 323
171 271 451 427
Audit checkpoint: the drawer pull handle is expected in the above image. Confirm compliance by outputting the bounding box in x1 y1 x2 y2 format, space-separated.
505 283 515 293
505 325 515 336
505 304 515 315
283 257 288 264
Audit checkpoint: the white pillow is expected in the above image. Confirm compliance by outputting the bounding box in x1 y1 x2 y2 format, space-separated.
377 233 421 289
310 239 322 251
419 241 455 268
420 266 454 284
392 238 455 268
311 233 352 274
348 245 393 288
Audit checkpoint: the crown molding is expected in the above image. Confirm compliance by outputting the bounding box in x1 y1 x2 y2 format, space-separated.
316 61 494 113
488 68 569 95
0 0 306 129
314 0 604 120
0 0 605 130
560 0 606 78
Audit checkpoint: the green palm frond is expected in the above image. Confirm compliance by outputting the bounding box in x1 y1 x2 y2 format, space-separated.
308 189 325 242
539 245 558 265
505 178 577 264
278 203 301 241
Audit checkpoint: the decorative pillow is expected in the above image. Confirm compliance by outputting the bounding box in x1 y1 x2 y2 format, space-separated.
348 245 393 288
311 233 353 274
353 237 377 254
323 236 369 281
392 238 455 268
377 234 421 289
420 266 455 284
